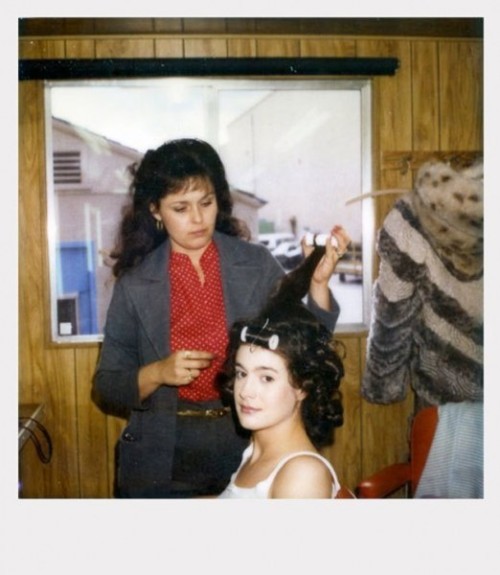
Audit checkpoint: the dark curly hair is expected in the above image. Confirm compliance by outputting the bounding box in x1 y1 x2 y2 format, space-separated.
219 315 344 448
218 245 345 447
111 138 247 277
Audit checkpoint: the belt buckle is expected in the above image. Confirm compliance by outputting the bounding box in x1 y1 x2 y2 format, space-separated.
177 406 230 418
205 407 229 418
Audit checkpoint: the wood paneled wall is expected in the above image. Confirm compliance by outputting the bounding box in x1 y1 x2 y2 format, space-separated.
18 21 483 497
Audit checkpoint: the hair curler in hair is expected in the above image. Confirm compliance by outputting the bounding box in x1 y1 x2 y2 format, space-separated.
304 232 339 248
240 325 280 351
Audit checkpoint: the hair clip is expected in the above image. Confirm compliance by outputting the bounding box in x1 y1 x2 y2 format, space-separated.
240 319 280 351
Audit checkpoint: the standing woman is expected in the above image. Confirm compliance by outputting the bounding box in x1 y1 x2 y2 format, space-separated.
92 138 350 498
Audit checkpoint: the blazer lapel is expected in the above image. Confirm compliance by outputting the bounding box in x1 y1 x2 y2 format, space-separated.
130 242 171 360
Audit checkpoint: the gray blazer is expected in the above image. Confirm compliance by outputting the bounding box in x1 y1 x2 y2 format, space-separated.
92 231 339 494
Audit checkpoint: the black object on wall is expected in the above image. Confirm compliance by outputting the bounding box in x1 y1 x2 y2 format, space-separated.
19 57 400 81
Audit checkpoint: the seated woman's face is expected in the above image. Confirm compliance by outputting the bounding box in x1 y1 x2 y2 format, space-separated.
150 176 218 255
233 344 306 433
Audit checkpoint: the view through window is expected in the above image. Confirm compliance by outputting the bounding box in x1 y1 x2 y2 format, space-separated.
45 78 373 343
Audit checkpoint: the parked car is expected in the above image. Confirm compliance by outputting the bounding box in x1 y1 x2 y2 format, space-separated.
335 242 363 282
272 240 304 270
258 232 295 252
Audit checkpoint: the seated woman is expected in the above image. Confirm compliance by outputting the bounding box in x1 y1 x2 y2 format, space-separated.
217 243 346 498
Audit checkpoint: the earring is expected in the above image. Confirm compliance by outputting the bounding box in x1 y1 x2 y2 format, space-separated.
156 219 164 231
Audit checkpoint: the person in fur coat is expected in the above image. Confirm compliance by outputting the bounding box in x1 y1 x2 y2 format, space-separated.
362 159 483 497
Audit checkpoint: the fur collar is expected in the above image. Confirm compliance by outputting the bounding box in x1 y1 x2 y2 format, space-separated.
411 160 483 277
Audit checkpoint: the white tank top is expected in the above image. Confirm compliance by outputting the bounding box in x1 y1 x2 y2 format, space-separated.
218 443 341 499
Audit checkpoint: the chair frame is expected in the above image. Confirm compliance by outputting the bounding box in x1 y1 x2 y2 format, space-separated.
355 406 439 498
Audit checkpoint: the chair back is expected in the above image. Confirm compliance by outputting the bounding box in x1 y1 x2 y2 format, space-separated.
354 405 439 498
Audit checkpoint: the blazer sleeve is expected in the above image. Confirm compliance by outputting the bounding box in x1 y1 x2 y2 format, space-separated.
92 278 146 416
307 292 340 332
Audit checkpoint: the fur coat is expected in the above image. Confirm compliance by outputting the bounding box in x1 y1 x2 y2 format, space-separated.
362 160 483 405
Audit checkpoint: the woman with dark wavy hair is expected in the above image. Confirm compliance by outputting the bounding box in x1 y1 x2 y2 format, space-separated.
218 248 345 498
92 138 350 498
110 138 246 278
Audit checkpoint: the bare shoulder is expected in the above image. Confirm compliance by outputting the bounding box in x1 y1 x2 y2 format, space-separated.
270 455 333 499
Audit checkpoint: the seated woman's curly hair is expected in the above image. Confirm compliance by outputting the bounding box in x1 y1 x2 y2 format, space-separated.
219 315 344 448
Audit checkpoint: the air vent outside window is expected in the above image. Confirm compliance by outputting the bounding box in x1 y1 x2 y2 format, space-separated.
54 151 81 185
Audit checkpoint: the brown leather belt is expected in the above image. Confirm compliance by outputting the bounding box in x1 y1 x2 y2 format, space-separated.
176 407 231 418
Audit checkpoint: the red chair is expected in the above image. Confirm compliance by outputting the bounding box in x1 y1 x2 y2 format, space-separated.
335 485 356 499
356 406 439 498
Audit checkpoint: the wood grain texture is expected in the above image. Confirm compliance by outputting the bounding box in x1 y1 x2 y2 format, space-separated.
359 322 415 487
19 18 483 39
256 38 300 58
411 41 440 150
155 39 184 58
359 39 413 154
19 81 46 403
299 38 356 57
95 38 155 59
227 38 257 58
439 41 483 150
76 347 109 497
19 39 66 59
320 335 363 491
183 38 228 58
65 39 96 59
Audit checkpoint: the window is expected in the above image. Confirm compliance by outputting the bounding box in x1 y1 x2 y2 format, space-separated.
44 77 374 343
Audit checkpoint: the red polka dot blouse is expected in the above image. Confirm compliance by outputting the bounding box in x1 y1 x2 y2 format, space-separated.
169 241 229 401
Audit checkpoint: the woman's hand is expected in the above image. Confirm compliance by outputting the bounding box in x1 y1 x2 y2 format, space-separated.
138 350 214 400
302 225 351 311
311 225 351 285
162 350 215 385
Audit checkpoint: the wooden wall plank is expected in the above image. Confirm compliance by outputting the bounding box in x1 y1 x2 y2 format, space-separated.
360 398 415 474
155 39 184 58
95 38 155 59
183 38 228 58
76 347 109 497
19 81 48 403
153 19 183 34
359 326 414 490
358 39 415 255
182 19 227 34
439 41 483 150
225 19 258 35
65 39 96 59
299 38 356 57
321 336 363 491
19 80 81 498
256 39 300 57
19 18 483 39
227 38 257 58
93 18 156 35
18 39 66 59
358 39 413 164
39 349 80 497
411 41 440 150
19 80 51 497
